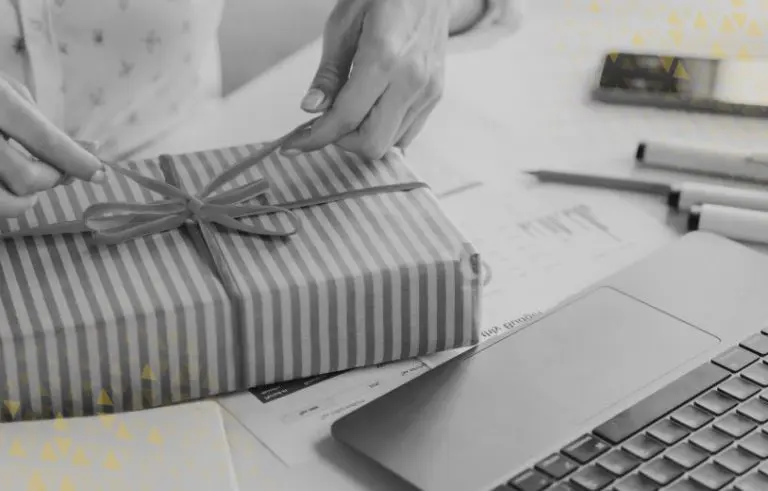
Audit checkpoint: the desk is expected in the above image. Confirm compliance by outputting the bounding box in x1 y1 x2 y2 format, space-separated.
139 1 768 489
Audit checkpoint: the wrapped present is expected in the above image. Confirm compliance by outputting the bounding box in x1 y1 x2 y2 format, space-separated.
0 125 481 420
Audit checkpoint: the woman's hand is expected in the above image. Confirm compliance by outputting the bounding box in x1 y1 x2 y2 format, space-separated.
282 0 468 160
0 73 105 218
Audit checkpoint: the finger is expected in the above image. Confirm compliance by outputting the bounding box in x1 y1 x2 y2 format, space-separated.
0 181 38 218
302 2 364 113
1 75 35 104
0 137 63 195
0 78 104 181
395 99 438 151
284 34 392 152
336 85 417 160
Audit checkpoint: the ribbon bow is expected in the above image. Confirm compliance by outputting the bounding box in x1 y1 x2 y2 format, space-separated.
1 121 428 245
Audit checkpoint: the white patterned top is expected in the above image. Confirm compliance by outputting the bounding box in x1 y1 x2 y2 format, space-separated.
0 0 522 161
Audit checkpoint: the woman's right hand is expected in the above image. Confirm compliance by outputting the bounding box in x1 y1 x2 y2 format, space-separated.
0 73 105 218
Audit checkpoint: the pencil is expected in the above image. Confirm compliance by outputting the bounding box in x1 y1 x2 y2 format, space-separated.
526 170 672 195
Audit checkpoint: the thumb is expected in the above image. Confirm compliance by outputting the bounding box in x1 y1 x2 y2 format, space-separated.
302 18 359 113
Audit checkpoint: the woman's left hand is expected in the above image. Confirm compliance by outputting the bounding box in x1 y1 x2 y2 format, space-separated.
281 0 453 160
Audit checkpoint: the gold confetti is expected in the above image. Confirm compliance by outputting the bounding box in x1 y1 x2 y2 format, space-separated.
116 422 132 440
694 12 707 29
55 437 72 455
41 442 58 462
748 20 763 37
660 56 675 72
733 12 747 28
59 477 75 491
104 450 121 471
589 1 600 13
53 413 67 431
27 472 47 491
97 389 113 406
148 427 163 445
10 439 25 457
674 64 690 80
722 16 735 33
668 11 682 26
732 0 745 6
712 42 726 57
737 46 751 59
141 365 156 381
669 30 683 46
5 400 20 417
72 447 89 466
631 33 644 46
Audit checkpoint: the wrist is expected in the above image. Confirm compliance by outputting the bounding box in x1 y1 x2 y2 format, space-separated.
448 0 488 36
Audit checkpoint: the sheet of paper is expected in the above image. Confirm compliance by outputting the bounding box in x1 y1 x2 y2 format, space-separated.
218 183 678 467
0 401 239 491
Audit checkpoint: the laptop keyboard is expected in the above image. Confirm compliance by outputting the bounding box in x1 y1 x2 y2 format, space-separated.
495 329 768 491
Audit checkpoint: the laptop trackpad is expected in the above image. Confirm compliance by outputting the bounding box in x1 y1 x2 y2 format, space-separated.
513 287 719 424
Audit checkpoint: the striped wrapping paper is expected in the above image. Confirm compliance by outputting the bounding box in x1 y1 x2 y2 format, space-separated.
0 144 481 420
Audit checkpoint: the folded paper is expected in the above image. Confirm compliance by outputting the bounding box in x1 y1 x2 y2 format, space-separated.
0 131 481 420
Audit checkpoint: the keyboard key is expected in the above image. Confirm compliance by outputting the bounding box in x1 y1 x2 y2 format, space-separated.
713 347 759 373
673 405 715 430
508 469 553 491
562 434 609 464
715 447 761 475
640 458 685 485
740 333 768 356
666 442 709 469
593 363 729 444
719 378 761 401
666 479 710 491
690 462 736 489
739 430 768 458
737 399 768 423
734 472 768 491
648 419 690 445
597 449 640 476
697 391 739 415
493 485 513 490
714 414 757 438
742 362 768 387
549 483 579 491
690 427 734 454
570 464 615 490
535 453 578 479
613 474 661 491
623 434 665 460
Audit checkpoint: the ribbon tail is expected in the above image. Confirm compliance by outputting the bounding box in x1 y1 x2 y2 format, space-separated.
0 220 91 240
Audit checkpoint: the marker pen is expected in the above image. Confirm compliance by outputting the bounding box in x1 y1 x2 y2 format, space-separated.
636 140 768 184
668 182 768 212
688 204 768 245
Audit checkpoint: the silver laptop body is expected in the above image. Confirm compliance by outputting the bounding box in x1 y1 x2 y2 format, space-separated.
331 232 768 491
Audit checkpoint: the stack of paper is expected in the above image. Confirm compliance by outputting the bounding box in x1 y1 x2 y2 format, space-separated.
0 401 239 490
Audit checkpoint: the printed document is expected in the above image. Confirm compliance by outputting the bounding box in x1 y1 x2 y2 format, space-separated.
218 183 678 466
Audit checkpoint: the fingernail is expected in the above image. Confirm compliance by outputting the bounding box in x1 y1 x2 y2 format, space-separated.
301 89 326 112
281 148 303 157
90 169 107 183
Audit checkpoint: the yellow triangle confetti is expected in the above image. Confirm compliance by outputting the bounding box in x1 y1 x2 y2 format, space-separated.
116 422 132 440
589 0 600 13
631 33 644 46
97 389 113 406
148 427 163 445
669 30 683 46
722 16 735 33
59 477 75 491
712 42 726 57
668 12 682 26
41 442 58 462
27 472 46 491
5 400 21 417
103 450 120 471
10 439 26 457
72 447 89 466
738 46 751 60
53 413 67 431
55 437 72 455
732 0 745 7
694 12 707 29
748 20 762 37
733 12 747 28
660 56 675 72
141 364 156 381
99 413 116 428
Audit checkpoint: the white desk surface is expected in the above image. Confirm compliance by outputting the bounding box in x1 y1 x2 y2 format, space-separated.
138 1 768 489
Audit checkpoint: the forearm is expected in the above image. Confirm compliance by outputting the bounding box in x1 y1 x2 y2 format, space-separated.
448 0 487 36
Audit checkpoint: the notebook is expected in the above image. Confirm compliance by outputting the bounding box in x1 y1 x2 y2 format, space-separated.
0 401 239 490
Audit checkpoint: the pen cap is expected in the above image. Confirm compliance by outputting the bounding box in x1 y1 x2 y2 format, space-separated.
689 204 768 244
675 182 768 212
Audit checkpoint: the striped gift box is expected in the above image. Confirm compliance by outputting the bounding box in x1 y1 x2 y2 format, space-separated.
0 143 481 420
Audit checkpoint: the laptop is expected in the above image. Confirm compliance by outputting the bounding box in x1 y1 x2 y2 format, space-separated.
331 231 768 491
